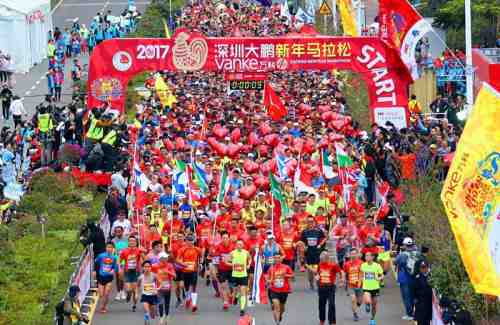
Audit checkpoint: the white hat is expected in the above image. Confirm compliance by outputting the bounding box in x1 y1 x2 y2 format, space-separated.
384 143 394 151
403 237 413 245
267 234 275 240
159 252 169 259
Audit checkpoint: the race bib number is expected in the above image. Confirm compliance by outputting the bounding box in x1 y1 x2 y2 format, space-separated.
273 278 284 288
144 282 155 294
365 272 375 280
212 256 220 265
128 256 137 269
233 264 244 272
160 281 171 290
307 237 318 247
102 264 113 274
185 261 195 271
222 253 230 264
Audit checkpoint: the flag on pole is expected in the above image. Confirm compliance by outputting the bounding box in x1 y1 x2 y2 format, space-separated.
335 144 354 168
217 164 230 203
295 7 315 24
378 0 433 80
252 247 268 304
155 75 177 107
375 181 391 220
276 153 290 181
162 18 171 38
172 159 188 196
320 148 336 179
269 173 290 217
294 156 317 195
263 83 287 121
134 162 151 191
192 161 209 194
337 0 358 36
186 165 209 206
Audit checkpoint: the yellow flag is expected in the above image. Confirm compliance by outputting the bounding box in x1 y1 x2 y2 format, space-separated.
441 82 500 296
162 18 171 38
155 75 176 108
338 0 357 36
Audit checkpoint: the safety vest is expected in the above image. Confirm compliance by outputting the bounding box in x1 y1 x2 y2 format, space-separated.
38 113 53 133
133 119 142 128
86 116 104 140
47 43 56 57
408 100 422 114
102 130 117 145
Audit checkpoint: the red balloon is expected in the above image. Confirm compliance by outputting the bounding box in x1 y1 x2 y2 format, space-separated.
292 138 304 152
317 105 330 113
163 138 174 151
239 185 257 200
227 143 241 158
264 134 279 147
240 144 252 153
230 128 241 143
243 159 260 174
232 198 244 212
253 175 270 190
330 119 347 131
213 124 229 140
248 132 261 146
329 133 345 142
259 123 272 136
321 111 333 122
303 138 316 154
207 137 219 149
257 144 269 157
175 137 186 151
260 159 277 174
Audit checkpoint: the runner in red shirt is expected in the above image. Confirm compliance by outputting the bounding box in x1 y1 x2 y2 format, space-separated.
119 236 144 311
214 231 235 310
343 248 364 321
244 226 264 296
169 232 186 307
176 235 202 312
227 217 245 242
196 214 213 287
267 253 294 325
359 215 382 245
314 252 343 325
162 216 185 245
332 214 358 267
152 252 176 324
278 217 299 271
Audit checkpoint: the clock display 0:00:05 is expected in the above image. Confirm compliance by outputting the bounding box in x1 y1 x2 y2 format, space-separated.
229 80 264 90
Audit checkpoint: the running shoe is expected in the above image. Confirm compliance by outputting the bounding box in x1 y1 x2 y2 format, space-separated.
214 292 221 298
353 312 359 322
223 302 229 311
132 304 136 312
192 306 198 313
240 310 245 316
185 298 192 308
368 319 376 325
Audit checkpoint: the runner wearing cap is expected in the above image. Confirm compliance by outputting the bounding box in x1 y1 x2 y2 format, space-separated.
361 251 384 325
229 239 251 316
119 236 145 312
176 234 202 312
261 233 284 274
152 252 176 325
244 225 264 303
278 217 299 271
267 252 294 325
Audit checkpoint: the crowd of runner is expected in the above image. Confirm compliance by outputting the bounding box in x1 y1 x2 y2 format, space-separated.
84 1 456 325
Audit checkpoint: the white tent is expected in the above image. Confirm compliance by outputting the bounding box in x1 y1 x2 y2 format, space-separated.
0 0 53 73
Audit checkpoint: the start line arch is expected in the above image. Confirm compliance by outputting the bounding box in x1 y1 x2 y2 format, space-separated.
87 29 412 128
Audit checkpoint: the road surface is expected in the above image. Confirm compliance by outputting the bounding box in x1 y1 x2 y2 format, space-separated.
6 0 150 127
93 273 409 325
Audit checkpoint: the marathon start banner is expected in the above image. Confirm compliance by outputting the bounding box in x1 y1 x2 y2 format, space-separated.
88 29 411 128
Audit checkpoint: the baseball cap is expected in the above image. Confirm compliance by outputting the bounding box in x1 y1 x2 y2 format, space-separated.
403 237 413 245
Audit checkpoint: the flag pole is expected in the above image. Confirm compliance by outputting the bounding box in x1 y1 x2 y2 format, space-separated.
169 150 175 251
464 0 474 115
271 190 274 236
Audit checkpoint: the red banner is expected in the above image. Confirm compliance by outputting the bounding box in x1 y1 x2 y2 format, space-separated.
88 29 411 128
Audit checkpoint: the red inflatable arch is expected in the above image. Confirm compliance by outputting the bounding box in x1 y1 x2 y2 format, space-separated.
87 29 412 128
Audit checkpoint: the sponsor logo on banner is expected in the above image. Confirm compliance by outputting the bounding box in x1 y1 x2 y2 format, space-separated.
373 107 407 129
400 19 432 80
172 32 208 71
112 51 133 71
91 78 124 101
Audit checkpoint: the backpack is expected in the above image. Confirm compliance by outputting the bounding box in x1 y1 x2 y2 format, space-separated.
405 249 421 275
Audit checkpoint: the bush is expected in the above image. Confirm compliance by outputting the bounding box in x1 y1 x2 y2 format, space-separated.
401 178 500 321
0 172 105 325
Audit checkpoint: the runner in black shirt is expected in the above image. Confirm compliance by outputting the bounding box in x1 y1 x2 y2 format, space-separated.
299 216 326 290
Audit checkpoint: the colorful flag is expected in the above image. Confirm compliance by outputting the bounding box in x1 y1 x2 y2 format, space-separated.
134 162 150 191
378 0 433 80
217 164 230 203
335 144 353 168
192 161 209 194
155 75 177 107
263 83 287 121
441 83 500 296
269 173 290 217
276 153 290 181
252 247 268 304
295 7 315 25
375 181 391 220
320 148 335 179
338 0 357 36
186 165 209 206
293 156 317 195
172 159 188 196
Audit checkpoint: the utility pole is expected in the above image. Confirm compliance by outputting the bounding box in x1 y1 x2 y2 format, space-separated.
464 0 474 111
332 0 337 34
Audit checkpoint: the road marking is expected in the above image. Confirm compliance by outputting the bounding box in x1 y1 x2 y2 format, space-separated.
25 91 31 96
30 86 36 90
40 76 46 80
36 81 41 85
61 2 148 7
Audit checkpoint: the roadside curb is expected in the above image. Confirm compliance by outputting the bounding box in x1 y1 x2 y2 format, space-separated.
50 0 64 15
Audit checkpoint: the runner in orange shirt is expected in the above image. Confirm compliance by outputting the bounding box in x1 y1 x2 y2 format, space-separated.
176 234 202 312
343 248 364 321
152 252 176 325
267 252 294 325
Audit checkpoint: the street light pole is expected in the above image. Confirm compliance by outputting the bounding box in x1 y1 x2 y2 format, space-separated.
464 0 474 110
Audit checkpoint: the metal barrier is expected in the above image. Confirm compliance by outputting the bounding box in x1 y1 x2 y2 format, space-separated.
54 209 110 324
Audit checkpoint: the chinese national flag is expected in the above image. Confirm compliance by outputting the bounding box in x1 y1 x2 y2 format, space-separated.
263 83 287 121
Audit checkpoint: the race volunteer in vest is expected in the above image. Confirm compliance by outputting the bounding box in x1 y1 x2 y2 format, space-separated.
36 105 54 166
101 125 118 171
314 251 343 325
84 108 111 151
229 239 251 316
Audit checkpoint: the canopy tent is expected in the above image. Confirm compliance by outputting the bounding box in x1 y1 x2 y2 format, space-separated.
0 0 53 73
